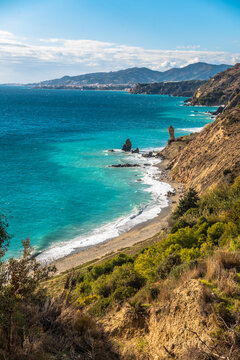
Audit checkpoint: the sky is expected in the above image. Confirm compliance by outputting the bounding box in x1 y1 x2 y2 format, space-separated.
0 0 240 83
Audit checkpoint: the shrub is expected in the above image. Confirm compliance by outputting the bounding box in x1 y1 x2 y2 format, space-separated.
156 253 181 279
180 247 201 262
92 275 112 297
171 219 189 233
229 199 240 224
207 222 226 244
170 227 198 249
88 297 111 317
170 260 199 280
108 263 145 291
112 286 136 301
89 253 133 280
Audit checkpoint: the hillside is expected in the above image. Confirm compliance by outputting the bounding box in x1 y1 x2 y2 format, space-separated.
189 62 240 106
130 80 206 97
33 62 231 87
160 65 240 193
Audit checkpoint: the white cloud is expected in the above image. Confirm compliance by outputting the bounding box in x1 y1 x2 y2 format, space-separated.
0 30 240 82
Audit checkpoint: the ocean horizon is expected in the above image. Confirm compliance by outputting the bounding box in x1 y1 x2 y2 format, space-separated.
0 87 217 261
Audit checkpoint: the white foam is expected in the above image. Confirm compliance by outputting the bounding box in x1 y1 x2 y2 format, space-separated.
37 149 172 264
177 127 203 133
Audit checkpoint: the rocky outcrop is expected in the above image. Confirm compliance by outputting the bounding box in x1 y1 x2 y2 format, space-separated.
122 139 132 152
130 80 206 97
131 148 139 154
101 280 215 360
160 106 240 192
158 63 240 193
189 63 240 106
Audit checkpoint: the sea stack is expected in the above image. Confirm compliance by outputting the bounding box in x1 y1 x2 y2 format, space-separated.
122 138 132 152
168 125 175 144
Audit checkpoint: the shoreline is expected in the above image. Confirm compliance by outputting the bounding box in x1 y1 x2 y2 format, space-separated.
53 158 185 274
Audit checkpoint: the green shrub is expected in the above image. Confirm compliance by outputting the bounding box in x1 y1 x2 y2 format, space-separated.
171 219 189 233
207 222 226 244
108 263 145 291
112 286 136 301
88 297 111 317
89 253 133 280
229 199 240 224
169 227 198 249
180 247 201 261
170 260 198 280
156 253 181 279
92 275 112 297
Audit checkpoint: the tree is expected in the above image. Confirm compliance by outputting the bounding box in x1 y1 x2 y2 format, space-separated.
0 213 56 359
174 188 199 219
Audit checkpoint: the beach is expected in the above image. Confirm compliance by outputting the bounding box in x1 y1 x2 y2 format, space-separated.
53 158 185 274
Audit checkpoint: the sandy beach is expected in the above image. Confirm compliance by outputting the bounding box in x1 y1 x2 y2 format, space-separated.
53 158 185 274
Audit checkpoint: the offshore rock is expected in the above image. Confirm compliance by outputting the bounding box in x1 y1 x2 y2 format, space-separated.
110 163 140 168
122 138 132 152
168 125 175 144
132 148 139 154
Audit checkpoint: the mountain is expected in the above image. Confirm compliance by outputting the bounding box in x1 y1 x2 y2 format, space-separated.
34 62 231 87
129 80 207 97
189 63 240 106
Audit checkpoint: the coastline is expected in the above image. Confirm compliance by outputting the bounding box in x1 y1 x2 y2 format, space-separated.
53 158 185 274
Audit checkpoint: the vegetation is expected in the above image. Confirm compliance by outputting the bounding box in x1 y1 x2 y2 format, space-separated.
1 176 240 358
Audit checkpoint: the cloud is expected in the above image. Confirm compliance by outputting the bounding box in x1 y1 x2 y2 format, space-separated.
0 30 240 82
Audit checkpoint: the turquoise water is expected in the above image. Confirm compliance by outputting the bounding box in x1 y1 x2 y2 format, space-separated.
0 87 216 261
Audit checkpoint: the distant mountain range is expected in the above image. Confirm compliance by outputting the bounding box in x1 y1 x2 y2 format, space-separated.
33 62 231 87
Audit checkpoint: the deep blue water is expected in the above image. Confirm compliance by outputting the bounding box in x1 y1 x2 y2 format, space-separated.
0 87 216 260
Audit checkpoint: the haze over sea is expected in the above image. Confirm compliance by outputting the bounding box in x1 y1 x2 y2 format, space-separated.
0 87 216 261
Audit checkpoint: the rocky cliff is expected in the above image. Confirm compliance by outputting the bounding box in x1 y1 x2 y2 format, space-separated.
130 80 206 97
189 63 240 106
160 77 240 193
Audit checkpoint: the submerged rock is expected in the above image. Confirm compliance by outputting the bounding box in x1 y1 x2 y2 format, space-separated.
122 138 132 152
110 163 140 168
142 151 153 158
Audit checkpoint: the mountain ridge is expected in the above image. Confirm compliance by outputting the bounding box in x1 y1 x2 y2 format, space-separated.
33 62 231 87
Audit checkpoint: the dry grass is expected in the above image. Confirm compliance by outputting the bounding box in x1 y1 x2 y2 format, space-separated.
205 251 240 297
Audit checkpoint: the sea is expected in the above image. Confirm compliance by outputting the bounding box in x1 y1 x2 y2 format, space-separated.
0 87 217 261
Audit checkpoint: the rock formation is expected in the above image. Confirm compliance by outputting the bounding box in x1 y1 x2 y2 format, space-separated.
130 80 206 97
131 148 139 154
168 126 175 144
122 138 132 152
160 100 240 192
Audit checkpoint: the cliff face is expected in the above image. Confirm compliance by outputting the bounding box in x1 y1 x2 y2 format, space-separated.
161 100 240 192
130 80 206 97
101 280 215 359
160 63 240 193
190 63 240 106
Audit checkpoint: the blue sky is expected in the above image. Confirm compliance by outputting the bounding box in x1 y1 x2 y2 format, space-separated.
0 0 240 82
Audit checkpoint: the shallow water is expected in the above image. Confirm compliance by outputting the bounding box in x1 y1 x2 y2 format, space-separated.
0 87 216 260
